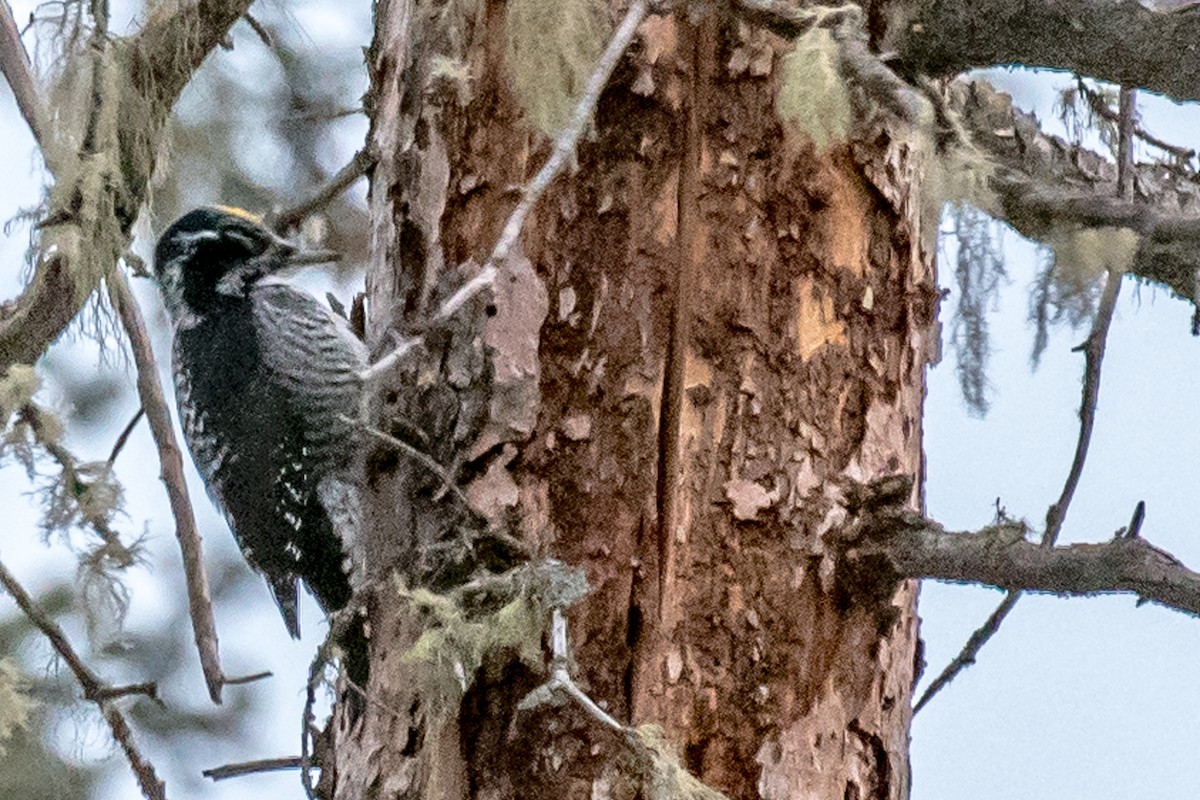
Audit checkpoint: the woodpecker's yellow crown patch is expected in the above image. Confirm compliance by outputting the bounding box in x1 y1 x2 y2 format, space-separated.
212 205 264 225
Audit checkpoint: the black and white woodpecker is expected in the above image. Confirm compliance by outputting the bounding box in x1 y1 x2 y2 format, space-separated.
152 206 366 642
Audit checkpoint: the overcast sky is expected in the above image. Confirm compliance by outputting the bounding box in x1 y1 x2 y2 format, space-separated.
1 12 1199 800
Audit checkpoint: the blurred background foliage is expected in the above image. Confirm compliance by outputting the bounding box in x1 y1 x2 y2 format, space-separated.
0 0 370 796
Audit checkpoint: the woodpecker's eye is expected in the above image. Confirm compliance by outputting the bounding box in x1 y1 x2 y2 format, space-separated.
222 226 268 256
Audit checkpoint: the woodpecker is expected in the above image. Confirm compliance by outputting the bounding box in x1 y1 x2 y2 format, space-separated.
153 206 366 640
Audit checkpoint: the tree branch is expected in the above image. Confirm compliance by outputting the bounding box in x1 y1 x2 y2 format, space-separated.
0 558 167 800
1073 80 1188 166
108 271 225 704
882 0 1200 103
273 147 376 232
950 80 1200 308
203 756 302 781
0 0 254 376
916 92 1132 707
848 512 1200 618
0 0 43 144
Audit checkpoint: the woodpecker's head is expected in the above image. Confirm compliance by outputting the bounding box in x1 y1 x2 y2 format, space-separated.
154 206 299 318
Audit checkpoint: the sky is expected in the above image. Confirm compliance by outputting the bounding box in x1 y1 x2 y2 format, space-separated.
1 9 1200 800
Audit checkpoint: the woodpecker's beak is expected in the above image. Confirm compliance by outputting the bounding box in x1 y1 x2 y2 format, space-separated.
272 231 340 268
274 232 340 267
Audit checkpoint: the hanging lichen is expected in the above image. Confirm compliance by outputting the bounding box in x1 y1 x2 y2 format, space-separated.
1027 226 1138 366
400 560 589 716
947 205 1007 416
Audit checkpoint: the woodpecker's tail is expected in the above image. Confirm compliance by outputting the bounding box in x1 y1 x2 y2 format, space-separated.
268 575 302 639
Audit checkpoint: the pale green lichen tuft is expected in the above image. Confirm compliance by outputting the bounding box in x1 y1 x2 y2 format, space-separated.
400 560 589 716
638 725 730 800
0 365 39 426
504 0 607 136
775 28 852 152
1047 226 1139 284
0 660 35 756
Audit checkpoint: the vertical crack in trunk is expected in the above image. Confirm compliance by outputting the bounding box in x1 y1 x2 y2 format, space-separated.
654 18 704 624
631 13 714 722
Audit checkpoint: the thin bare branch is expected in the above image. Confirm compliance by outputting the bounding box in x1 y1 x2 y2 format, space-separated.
274 147 377 232
300 605 356 800
519 608 728 799
912 592 1019 714
222 669 273 685
107 408 145 467
349 416 468 506
0 558 167 800
108 271 225 704
241 12 273 49
1117 87 1139 195
1044 269 1123 547
915 266 1124 713
92 681 161 703
1124 500 1146 540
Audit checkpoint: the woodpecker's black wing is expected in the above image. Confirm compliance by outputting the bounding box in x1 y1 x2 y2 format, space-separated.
173 281 366 637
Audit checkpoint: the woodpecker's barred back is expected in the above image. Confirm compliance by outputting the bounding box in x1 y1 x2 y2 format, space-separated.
153 206 366 639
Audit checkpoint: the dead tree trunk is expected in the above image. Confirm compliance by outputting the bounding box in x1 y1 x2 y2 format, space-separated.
332 5 938 799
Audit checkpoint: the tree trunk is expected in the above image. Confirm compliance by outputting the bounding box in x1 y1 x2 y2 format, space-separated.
333 4 938 799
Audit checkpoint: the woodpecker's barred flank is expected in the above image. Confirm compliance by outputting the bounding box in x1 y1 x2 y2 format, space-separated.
152 207 367 640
